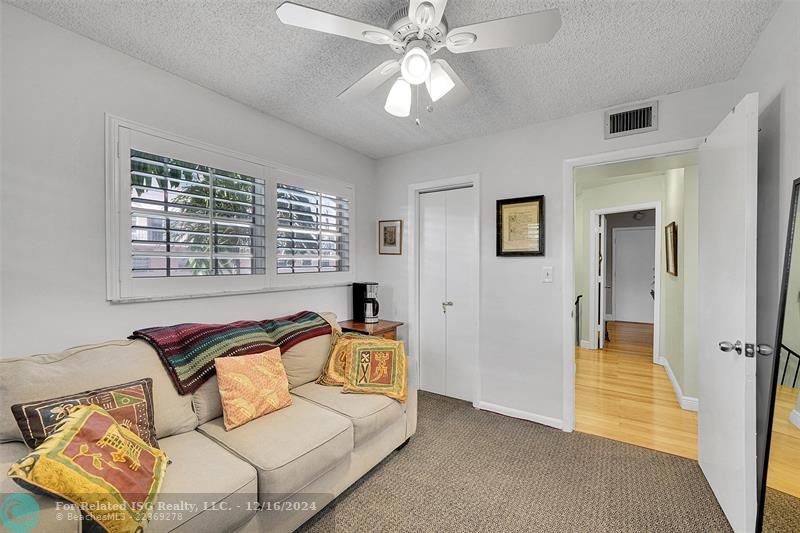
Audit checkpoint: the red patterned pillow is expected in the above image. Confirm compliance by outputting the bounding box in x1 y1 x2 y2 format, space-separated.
11 378 159 448
7 404 168 533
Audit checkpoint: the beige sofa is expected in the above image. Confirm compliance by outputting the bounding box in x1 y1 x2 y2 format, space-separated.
0 312 417 532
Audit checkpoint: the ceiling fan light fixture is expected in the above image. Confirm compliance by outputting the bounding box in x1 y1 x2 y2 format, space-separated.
414 2 436 27
426 62 455 102
362 30 391 44
400 45 431 85
385 78 412 117
447 32 477 48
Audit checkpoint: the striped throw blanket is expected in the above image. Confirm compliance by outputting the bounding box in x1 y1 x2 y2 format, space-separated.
131 311 332 395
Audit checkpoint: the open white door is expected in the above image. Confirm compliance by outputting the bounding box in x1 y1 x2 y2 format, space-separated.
698 92 759 533
598 216 607 349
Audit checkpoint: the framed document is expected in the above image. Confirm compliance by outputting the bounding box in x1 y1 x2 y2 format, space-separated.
496 195 545 256
378 219 402 255
665 221 678 276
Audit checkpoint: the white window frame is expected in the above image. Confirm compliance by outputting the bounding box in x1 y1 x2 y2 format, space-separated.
106 115 356 302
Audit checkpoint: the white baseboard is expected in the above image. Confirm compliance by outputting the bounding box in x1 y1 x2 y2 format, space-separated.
790 409 800 430
579 340 594 349
605 314 614 321
658 356 699 412
476 401 563 430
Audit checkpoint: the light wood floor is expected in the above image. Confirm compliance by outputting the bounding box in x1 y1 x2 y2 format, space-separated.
766 384 800 498
576 321 699 460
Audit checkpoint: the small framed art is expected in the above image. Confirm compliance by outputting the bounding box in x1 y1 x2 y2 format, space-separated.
665 221 678 276
496 195 545 256
378 220 403 255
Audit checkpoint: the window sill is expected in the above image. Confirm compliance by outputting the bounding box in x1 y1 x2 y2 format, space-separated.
109 282 352 304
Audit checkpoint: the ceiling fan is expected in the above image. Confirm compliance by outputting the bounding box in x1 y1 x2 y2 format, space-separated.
276 1 561 119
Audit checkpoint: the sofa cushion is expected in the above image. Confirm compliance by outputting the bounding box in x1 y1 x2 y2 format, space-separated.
190 312 341 425
147 431 258 533
292 383 404 447
281 312 340 389
0 339 197 443
198 396 352 497
192 375 223 426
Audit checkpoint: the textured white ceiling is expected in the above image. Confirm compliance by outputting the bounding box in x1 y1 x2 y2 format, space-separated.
8 0 778 158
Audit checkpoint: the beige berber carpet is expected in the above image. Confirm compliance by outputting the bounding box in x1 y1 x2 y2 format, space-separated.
298 391 733 532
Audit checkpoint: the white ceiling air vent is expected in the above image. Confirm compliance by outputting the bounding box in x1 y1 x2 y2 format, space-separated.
604 101 658 139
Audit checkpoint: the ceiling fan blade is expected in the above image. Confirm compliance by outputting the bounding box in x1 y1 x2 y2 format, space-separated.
432 59 469 106
409 0 448 30
445 8 561 54
338 60 400 102
276 2 395 46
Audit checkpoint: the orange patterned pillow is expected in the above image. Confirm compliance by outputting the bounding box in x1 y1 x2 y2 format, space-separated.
318 332 388 386
343 339 407 402
215 348 292 431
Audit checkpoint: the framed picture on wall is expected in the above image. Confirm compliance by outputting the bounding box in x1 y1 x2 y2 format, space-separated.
496 195 545 256
665 221 678 276
378 219 402 255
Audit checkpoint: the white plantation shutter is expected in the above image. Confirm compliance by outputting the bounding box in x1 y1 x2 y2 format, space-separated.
107 119 355 302
129 149 266 277
276 183 350 274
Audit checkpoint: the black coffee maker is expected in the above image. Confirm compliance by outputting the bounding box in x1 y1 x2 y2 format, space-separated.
353 282 379 324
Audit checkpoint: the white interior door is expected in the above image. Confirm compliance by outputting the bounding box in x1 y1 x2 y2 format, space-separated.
698 92 759 533
419 191 447 396
443 187 477 401
418 187 477 401
613 227 656 324
597 216 607 348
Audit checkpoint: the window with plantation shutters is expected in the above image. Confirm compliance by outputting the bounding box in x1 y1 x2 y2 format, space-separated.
276 183 350 274
129 150 266 277
107 118 355 302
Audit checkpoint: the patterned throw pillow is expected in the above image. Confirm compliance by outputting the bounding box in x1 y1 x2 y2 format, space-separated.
11 378 159 449
7 404 168 533
343 339 407 402
215 348 293 431
317 332 383 386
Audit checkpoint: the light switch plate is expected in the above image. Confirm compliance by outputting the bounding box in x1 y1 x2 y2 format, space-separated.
543 266 553 283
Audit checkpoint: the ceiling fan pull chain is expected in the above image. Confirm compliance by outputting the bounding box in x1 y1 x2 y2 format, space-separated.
415 85 422 128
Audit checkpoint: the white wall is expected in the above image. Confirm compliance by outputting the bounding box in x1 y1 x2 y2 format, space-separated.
0 5 377 356
682 166 699 397
374 80 745 422
661 168 685 390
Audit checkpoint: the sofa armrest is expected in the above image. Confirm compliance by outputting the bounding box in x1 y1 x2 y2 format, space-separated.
405 355 418 438
1 442 82 533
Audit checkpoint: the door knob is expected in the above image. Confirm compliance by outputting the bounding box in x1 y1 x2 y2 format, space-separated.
441 301 453 313
719 340 743 355
756 344 774 356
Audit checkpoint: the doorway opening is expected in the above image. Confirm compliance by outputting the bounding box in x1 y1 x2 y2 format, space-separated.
572 152 699 459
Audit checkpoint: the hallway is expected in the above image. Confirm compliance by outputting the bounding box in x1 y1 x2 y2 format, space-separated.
575 321 698 459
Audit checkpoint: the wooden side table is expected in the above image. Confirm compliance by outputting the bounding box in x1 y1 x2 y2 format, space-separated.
339 320 404 340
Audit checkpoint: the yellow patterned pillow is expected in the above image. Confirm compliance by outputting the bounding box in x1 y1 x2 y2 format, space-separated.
317 332 385 386
7 404 168 533
215 348 292 431
343 339 407 402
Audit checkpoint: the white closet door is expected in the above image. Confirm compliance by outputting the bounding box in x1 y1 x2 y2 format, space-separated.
419 186 477 401
419 191 447 395
444 186 477 401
